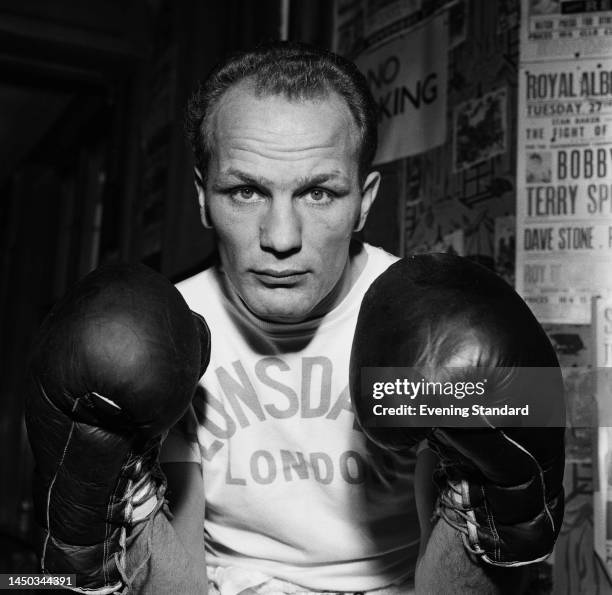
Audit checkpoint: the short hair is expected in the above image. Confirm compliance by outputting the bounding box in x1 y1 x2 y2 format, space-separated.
185 41 378 184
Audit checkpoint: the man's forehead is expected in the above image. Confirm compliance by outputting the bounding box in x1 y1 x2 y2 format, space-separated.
204 82 362 181
210 81 359 138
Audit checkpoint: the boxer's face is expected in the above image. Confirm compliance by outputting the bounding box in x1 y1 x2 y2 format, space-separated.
196 84 379 323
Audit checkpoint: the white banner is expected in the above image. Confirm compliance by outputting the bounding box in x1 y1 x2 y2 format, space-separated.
355 14 448 164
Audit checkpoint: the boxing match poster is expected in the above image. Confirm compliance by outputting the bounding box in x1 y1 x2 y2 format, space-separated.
524 0 612 62
515 1 612 324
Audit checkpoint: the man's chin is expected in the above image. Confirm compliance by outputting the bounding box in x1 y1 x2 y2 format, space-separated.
243 292 315 324
250 305 312 324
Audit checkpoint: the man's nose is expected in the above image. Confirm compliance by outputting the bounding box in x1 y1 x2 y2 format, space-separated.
259 197 302 255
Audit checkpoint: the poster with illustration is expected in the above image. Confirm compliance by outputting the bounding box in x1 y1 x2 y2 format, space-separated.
453 88 508 172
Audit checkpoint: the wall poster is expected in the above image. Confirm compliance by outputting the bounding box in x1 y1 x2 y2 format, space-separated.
517 0 612 589
355 14 449 164
516 3 612 324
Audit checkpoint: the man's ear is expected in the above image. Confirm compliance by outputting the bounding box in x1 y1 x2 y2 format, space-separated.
193 167 213 229
355 171 381 232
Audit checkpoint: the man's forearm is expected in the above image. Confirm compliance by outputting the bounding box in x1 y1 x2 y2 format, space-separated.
117 463 208 594
162 462 207 562
415 519 529 595
125 506 208 595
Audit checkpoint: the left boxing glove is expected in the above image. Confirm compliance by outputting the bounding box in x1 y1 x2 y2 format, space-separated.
349 254 565 568
26 263 210 593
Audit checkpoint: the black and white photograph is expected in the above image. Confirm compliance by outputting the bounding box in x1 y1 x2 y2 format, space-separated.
525 151 552 183
529 0 560 15
0 0 609 593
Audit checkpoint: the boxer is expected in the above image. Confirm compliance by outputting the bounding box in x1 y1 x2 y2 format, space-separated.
25 41 566 594
26 264 210 592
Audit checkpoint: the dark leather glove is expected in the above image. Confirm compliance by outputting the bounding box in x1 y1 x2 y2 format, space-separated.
26 263 210 592
350 253 565 566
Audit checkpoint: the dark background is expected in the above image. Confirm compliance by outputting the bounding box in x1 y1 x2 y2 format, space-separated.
0 0 337 574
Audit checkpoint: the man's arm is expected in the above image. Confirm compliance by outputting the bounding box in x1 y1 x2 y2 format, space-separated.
162 462 207 563
414 448 528 594
25 263 211 594
415 518 529 595
121 458 208 593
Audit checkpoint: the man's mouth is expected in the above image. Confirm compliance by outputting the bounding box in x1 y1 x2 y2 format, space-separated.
253 268 308 285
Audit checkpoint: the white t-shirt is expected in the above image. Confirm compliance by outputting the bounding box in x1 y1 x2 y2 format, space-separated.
162 243 420 591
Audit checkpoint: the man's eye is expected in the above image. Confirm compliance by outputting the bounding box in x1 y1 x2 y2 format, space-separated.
305 188 333 203
230 187 260 201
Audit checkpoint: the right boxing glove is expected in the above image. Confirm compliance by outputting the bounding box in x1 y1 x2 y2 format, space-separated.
25 263 210 593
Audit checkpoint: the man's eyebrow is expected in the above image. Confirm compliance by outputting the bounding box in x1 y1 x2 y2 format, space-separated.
216 169 273 187
215 169 350 189
294 173 349 188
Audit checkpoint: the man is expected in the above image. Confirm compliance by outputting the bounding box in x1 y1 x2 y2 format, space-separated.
162 41 544 593
163 42 425 593
27 42 561 594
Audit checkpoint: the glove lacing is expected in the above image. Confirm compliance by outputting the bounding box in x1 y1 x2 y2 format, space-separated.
431 426 558 566
432 456 486 558
111 437 169 594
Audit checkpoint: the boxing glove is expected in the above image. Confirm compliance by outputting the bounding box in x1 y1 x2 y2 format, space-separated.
26 263 210 593
349 253 565 567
